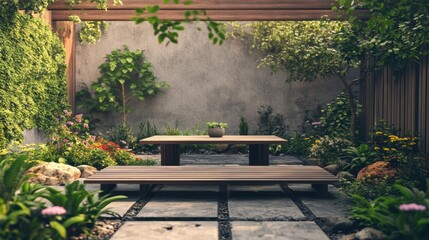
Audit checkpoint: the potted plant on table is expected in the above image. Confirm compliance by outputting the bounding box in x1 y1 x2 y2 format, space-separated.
207 122 228 137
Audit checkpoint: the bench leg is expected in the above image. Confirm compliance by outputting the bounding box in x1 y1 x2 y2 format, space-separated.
100 184 117 196
249 144 269 165
140 184 151 198
311 184 328 197
161 144 180 165
219 184 229 199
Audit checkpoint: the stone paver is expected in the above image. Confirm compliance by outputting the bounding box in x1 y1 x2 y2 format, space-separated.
288 184 352 218
231 221 330 240
102 197 138 218
229 184 283 192
229 191 304 220
111 221 218 240
137 192 218 219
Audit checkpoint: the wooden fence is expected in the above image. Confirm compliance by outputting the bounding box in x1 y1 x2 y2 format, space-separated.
360 56 429 156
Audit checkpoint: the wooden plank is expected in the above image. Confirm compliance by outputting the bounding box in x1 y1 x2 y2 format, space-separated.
140 135 287 144
51 9 367 21
48 0 339 10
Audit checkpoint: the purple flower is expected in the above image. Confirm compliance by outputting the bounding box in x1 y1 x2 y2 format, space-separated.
399 203 427 212
42 206 67 216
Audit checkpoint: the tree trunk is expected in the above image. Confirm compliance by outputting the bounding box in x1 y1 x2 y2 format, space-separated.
340 76 356 138
121 83 126 125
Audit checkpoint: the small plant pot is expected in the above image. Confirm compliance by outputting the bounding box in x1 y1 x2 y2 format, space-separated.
208 127 225 137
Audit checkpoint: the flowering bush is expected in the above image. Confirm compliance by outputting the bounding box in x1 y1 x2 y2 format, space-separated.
371 129 418 164
310 135 354 166
281 133 314 156
351 180 429 239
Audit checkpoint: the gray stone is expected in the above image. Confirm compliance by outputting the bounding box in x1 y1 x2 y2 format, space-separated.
77 165 97 178
324 164 339 175
355 227 386 240
137 193 218 219
27 162 81 185
229 192 304 219
161 185 219 192
340 233 357 240
317 216 354 234
337 171 356 181
232 221 330 240
229 184 282 192
102 197 138 218
111 221 218 240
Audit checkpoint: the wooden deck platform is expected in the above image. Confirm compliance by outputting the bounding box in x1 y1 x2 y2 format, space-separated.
84 165 338 196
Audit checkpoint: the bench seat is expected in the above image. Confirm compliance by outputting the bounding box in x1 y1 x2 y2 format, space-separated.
84 165 338 196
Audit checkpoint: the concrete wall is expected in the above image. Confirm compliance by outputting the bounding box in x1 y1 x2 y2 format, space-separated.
76 21 350 134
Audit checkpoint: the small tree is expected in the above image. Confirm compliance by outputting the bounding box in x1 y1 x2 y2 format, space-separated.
90 46 169 125
234 20 360 137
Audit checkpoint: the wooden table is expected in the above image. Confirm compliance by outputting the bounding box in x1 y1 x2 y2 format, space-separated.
139 135 287 166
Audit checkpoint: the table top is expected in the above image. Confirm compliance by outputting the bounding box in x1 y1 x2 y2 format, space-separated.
139 135 287 144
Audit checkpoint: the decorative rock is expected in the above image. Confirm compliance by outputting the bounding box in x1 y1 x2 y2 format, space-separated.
324 164 339 175
357 161 397 183
355 227 386 240
317 217 354 234
340 233 357 240
77 165 98 178
27 162 81 185
337 171 355 181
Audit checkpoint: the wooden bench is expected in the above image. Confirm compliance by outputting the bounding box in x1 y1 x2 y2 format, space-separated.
84 165 338 197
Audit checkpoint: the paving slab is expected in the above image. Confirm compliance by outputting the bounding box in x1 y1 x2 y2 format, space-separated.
231 221 330 240
111 221 218 240
288 184 352 218
229 184 282 192
229 191 304 220
102 197 138 218
137 192 218 219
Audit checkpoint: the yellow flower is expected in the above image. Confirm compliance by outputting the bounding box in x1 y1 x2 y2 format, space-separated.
376 131 383 135
383 147 390 151
315 140 321 144
304 138 310 141
0 149 8 155
374 146 380 151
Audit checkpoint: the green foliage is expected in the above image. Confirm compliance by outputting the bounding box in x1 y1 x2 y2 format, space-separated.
134 120 159 153
132 0 225 45
0 155 34 203
233 20 358 82
80 46 168 124
282 133 313 157
341 144 377 175
310 135 354 166
78 21 109 44
110 149 136 166
44 181 126 237
351 180 429 239
107 124 137 149
122 158 158 166
0 14 68 148
320 92 361 138
207 122 228 129
257 105 287 137
336 0 429 69
239 116 249 135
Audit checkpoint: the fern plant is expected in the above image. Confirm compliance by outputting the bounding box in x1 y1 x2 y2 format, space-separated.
0 155 35 203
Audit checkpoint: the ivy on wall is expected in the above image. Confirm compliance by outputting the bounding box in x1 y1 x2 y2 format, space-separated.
0 14 68 148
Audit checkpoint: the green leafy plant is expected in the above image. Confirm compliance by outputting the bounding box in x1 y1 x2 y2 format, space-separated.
257 105 287 137
310 135 354 166
320 92 361 138
81 46 169 124
44 181 126 238
207 122 228 129
282 133 313 157
0 155 35 203
133 120 159 153
78 21 109 44
107 124 137 149
0 14 68 148
351 180 429 239
239 116 249 135
341 143 377 175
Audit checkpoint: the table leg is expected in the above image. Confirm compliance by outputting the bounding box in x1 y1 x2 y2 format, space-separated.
161 144 180 165
249 144 269 165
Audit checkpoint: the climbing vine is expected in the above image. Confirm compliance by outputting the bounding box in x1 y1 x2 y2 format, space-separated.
0 14 68 148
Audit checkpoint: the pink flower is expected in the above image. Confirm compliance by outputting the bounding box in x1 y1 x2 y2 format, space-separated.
63 110 72 117
399 203 427 212
66 121 74 125
42 206 67 216
83 123 89 128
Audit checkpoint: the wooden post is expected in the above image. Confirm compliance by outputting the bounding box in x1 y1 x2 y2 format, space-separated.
53 21 76 113
249 144 269 165
161 144 180 165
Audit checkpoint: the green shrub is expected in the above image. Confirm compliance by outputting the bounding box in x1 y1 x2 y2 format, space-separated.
257 105 287 137
110 149 136 166
320 92 361 138
0 14 68 148
310 135 354 166
107 124 137 149
351 180 429 239
85 148 116 170
341 144 378 175
133 120 159 153
125 158 158 166
282 133 313 156
239 116 249 135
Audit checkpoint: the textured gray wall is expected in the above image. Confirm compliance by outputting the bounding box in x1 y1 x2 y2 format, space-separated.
76 21 349 134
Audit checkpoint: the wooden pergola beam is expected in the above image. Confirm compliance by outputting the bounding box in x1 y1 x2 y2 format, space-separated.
51 9 366 21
